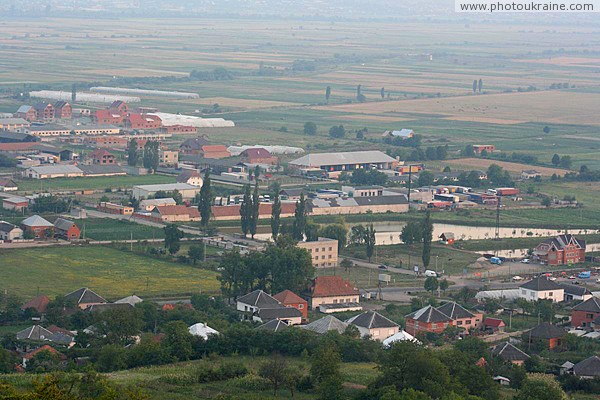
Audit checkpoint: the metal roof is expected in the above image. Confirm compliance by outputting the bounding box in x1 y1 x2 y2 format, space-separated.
133 183 198 192
21 215 53 227
28 165 83 175
290 150 396 167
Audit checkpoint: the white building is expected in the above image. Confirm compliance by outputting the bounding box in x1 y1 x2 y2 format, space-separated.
138 198 177 212
188 323 219 340
24 165 83 179
132 183 200 200
519 277 565 303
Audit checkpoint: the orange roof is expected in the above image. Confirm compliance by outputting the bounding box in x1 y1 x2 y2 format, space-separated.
0 142 37 151
202 145 229 152
273 290 306 305
21 295 50 313
89 148 113 158
154 205 200 217
309 276 359 298
23 345 63 360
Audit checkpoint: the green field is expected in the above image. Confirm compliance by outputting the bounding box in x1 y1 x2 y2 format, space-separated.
81 218 168 241
16 175 175 193
0 246 219 299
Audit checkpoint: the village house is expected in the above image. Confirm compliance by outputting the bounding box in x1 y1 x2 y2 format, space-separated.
303 276 361 312
110 100 129 114
24 165 84 179
573 356 600 379
179 137 210 154
483 318 506 333
297 237 338 268
97 202 134 215
21 295 51 314
240 148 278 165
199 145 231 159
382 330 420 347
0 221 23 241
176 170 203 186
404 305 453 336
139 198 177 212
94 109 125 125
346 311 399 341
560 283 592 302
254 307 303 326
53 218 81 240
188 323 219 340
34 103 55 121
15 105 38 122
236 290 281 315
526 323 566 350
436 302 483 332
301 315 349 335
2 196 29 212
53 101 72 119
519 276 565 303
64 288 107 310
273 290 308 320
124 114 162 130
150 205 200 222
235 289 302 325
159 150 179 166
533 234 586 265
492 342 530 366
89 148 116 165
0 178 19 192
472 144 495 154
571 297 600 329
21 215 54 239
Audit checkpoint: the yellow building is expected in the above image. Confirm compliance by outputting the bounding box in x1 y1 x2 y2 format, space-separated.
298 237 338 268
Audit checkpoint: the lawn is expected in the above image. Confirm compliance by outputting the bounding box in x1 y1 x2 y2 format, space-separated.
315 264 419 289
0 246 220 299
81 218 167 241
16 175 175 193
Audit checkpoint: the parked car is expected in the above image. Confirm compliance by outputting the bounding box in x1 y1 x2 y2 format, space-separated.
521 258 530 264
548 276 557 281
424 270 438 277
512 275 524 281
490 257 502 265
378 265 388 270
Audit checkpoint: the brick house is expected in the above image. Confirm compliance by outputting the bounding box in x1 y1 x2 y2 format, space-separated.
89 148 116 165
53 218 81 240
472 144 495 154
526 323 566 350
571 297 600 329
436 302 483 332
124 113 162 130
404 305 453 336
303 276 360 310
483 318 506 333
64 287 107 310
164 125 197 134
109 100 129 115
21 215 54 239
346 311 399 341
200 145 231 159
492 342 530 366
15 105 38 122
85 136 128 149
176 170 203 186
180 137 210 154
34 103 55 121
240 148 278 165
93 109 124 125
533 234 586 266
273 290 308 319
53 101 72 119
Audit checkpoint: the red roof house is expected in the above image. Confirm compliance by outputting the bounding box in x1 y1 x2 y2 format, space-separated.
274 290 308 319
404 305 453 336
533 234 586 266
53 101 72 119
89 148 116 165
93 109 124 125
483 317 506 332
124 114 162 130
201 145 231 159
150 205 201 222
240 148 278 165
304 276 360 310
109 100 129 114
571 297 600 329
21 295 50 313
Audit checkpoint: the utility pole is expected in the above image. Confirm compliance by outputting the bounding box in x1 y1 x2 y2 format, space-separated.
495 196 501 240
407 166 413 204
130 231 133 251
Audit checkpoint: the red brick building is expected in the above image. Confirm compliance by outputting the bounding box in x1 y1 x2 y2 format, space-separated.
273 290 308 319
124 113 162 130
571 297 600 329
54 101 72 119
436 301 483 332
110 100 129 114
164 125 197 134
53 218 81 240
404 305 453 336
93 109 124 125
240 148 278 165
526 323 566 350
472 144 495 154
533 234 586 266
21 215 54 239
34 103 55 121
85 136 128 149
15 105 38 122
89 148 116 165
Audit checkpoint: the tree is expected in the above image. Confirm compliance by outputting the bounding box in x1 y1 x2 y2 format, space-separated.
422 211 433 268
559 155 572 169
164 224 184 255
381 87 385 99
350 168 387 186
292 193 307 241
127 139 139 166
311 345 343 400
325 86 331 103
319 224 347 253
541 196 551 207
218 251 245 300
198 169 212 227
551 154 560 166
515 374 568 400
356 84 366 102
439 279 449 294
259 353 289 396
71 83 77 102
0 348 16 373
472 80 477 93
271 183 282 240
94 307 143 345
163 321 193 361
250 181 260 238
478 78 483 93
188 244 205 265
304 122 317 136
418 171 434 187
424 276 439 293
543 126 551 134
364 224 376 262
142 140 160 171
240 185 252 237
328 125 345 139
400 221 423 245
464 144 474 157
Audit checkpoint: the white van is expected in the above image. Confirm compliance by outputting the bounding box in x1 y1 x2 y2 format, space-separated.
424 270 438 277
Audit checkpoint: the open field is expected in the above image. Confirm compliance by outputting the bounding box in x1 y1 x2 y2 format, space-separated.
445 158 571 176
0 246 220 299
80 218 167 241
16 174 175 193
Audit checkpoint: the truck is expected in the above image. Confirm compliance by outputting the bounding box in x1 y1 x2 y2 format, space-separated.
490 257 502 265
578 271 591 279
496 188 520 196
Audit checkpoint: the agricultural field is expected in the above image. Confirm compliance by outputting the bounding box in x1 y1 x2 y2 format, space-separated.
444 158 571 176
0 246 220 299
79 218 167 241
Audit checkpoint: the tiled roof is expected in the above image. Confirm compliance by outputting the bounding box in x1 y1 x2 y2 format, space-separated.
21 295 50 313
573 297 600 313
273 290 306 305
211 202 296 218
436 302 475 320
574 356 600 378
308 276 359 298
405 305 452 323
241 147 272 159
492 342 530 361
346 311 398 329
483 318 505 328
21 215 53 227
176 169 201 182
153 205 200 217
520 276 563 291
256 319 289 332
53 218 77 232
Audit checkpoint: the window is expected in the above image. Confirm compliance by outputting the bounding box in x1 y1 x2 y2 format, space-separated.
315 248 319 252
466 320 471 325
587 313 594 319
457 321 463 325
329 247 333 251
298 304 304 309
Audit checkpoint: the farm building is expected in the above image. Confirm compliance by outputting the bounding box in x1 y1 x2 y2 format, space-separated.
97 202 134 215
139 198 176 212
472 145 495 154
439 232 455 244
0 221 23 241
0 118 30 131
132 183 200 200
2 196 29 211
79 165 126 177
289 150 398 173
53 101 72 119
211 202 296 221
15 105 37 122
307 195 408 216
24 165 83 179
240 148 278 165
148 112 234 128
53 218 81 240
150 205 200 222
0 178 18 191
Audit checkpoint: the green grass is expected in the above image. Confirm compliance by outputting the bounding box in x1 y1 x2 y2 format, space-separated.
0 245 219 299
315 264 419 289
16 175 175 193
456 234 600 252
81 218 167 241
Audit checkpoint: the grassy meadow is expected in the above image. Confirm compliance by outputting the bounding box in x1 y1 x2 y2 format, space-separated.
16 174 175 193
0 246 220 299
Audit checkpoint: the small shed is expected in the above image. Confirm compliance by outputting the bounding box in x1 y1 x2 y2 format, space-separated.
439 232 455 245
